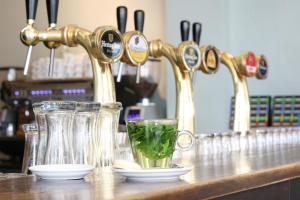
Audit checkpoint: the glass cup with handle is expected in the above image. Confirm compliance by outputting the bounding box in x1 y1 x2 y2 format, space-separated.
126 119 195 169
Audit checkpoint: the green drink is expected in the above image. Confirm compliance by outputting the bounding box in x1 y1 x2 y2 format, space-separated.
127 119 192 169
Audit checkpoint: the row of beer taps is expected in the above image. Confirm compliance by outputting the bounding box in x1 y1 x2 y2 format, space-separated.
20 0 268 135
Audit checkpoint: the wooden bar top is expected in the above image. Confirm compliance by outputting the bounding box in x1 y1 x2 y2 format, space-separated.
1 144 300 199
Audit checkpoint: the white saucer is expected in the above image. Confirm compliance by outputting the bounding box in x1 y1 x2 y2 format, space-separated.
113 164 193 182
29 164 94 180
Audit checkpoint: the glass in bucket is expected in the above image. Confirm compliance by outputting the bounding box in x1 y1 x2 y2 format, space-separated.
43 101 76 165
21 123 38 174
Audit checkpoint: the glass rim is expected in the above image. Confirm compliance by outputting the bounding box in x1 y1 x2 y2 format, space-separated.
22 123 38 132
40 101 77 111
76 102 101 112
127 118 178 125
102 102 123 110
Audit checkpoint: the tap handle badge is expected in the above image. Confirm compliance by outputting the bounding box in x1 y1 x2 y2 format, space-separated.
192 22 202 45
256 55 268 79
117 6 127 34
180 20 190 42
134 10 145 33
46 0 59 25
26 0 38 21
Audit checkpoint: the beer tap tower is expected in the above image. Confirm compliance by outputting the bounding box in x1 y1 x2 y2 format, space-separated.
220 51 268 134
21 0 130 103
149 20 220 134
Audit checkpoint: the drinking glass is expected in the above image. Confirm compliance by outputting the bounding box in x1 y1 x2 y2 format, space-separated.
126 119 194 169
21 123 38 174
73 102 100 165
94 102 122 168
43 101 76 165
32 102 48 165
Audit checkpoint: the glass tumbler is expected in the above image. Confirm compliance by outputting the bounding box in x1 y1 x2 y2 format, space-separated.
21 123 38 174
32 102 48 165
94 102 122 168
73 102 100 165
43 101 76 165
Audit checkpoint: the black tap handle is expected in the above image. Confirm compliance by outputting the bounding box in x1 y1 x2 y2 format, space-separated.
46 0 59 25
134 10 145 33
26 0 38 20
180 20 190 42
193 22 202 45
117 6 127 33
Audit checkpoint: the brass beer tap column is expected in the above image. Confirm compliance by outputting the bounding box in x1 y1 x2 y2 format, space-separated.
20 1 124 103
220 52 268 134
149 21 219 134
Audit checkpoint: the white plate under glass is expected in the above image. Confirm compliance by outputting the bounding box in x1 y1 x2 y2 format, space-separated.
29 164 94 180
113 164 193 182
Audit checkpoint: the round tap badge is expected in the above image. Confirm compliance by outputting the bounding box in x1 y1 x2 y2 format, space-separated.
206 49 218 71
127 34 148 64
100 30 123 59
245 52 257 76
257 56 268 79
183 46 200 70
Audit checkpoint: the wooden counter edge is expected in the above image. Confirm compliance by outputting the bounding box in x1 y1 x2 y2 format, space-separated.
118 162 300 200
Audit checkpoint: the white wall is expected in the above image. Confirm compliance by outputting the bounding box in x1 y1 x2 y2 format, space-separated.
229 0 300 96
165 0 300 133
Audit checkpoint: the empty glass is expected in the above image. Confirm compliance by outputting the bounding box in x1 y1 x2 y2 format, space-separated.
32 102 48 165
21 123 38 174
73 102 100 165
43 101 76 165
94 102 122 168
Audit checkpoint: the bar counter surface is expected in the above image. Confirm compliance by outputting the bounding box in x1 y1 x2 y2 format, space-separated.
1 143 300 200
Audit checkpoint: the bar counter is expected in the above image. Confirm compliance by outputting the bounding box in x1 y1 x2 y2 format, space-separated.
1 144 300 200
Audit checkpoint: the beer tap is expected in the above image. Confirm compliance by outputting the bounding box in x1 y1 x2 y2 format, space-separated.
193 22 220 75
22 0 38 75
220 51 268 134
20 2 125 103
149 20 219 134
119 9 149 84
116 6 127 82
46 0 59 77
134 10 145 83
149 20 201 134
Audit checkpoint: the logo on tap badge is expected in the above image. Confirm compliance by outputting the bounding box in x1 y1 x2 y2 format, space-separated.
184 46 199 70
127 34 148 63
100 31 122 59
258 56 268 79
245 52 257 76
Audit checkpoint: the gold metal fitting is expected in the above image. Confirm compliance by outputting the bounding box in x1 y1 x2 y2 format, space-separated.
121 31 149 66
256 54 268 79
43 27 61 49
20 24 39 46
91 26 124 63
177 41 201 72
199 45 220 74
